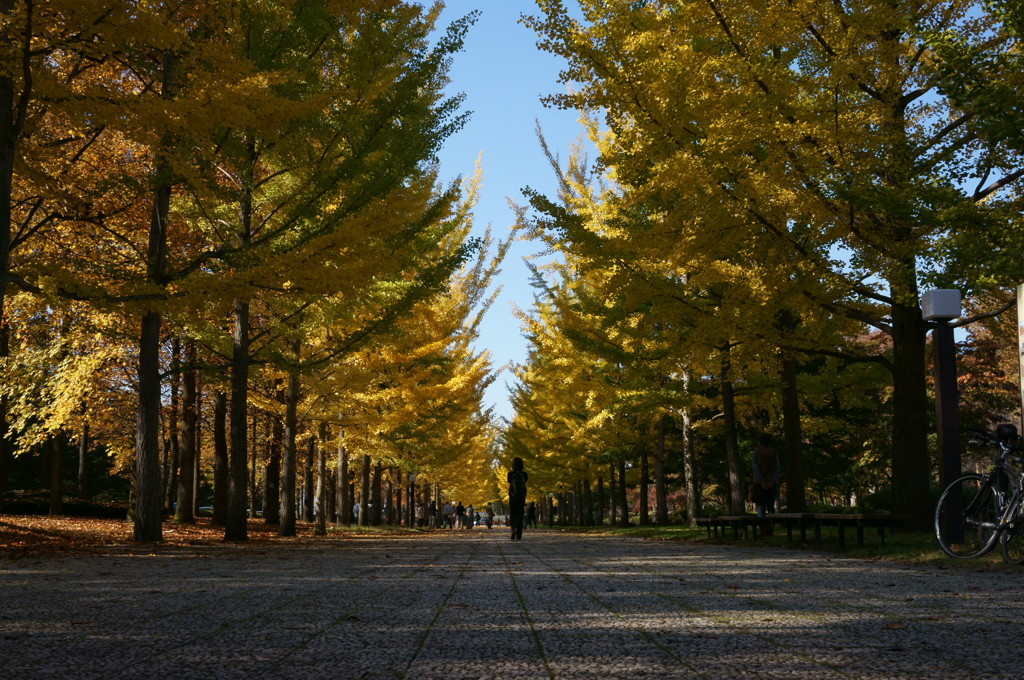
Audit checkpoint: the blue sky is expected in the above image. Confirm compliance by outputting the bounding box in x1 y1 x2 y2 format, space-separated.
432 1 585 422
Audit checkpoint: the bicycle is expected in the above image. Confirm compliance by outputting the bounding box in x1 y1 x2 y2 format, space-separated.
934 424 1024 563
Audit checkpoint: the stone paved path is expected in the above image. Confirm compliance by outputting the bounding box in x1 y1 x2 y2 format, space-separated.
2 528 1023 679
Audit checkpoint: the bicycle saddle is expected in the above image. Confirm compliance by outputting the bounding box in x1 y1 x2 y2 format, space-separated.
996 423 1019 442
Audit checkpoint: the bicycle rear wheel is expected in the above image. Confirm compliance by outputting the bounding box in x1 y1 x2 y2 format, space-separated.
1000 524 1024 564
1000 496 1024 564
935 473 1000 558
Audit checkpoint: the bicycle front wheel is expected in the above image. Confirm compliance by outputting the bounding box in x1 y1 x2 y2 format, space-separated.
935 473 1000 558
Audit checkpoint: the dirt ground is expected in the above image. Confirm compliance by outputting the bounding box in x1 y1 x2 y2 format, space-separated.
0 515 332 557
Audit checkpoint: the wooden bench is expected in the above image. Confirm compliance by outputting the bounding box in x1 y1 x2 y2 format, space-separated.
695 515 772 540
696 513 903 547
770 513 903 547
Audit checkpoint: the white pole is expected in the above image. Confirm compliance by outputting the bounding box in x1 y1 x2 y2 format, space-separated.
1017 284 1024 424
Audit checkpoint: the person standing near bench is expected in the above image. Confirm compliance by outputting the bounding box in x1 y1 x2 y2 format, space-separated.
752 433 780 518
526 501 538 529
508 457 528 540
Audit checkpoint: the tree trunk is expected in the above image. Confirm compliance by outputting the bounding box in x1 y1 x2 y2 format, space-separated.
607 462 616 525
134 309 164 543
639 446 650 526
225 129 258 541
248 412 257 519
339 430 352 524
0 392 8 496
278 346 299 537
617 459 629 526
193 377 201 515
164 337 180 512
326 467 336 524
77 422 91 501
0 0 24 496
211 390 228 526
654 416 668 523
132 44 178 543
225 299 250 541
596 477 605 526
263 403 282 526
573 480 582 525
314 425 327 536
48 433 63 515
406 474 414 527
337 430 350 525
0 391 7 493
891 299 931 530
384 480 393 525
371 462 382 526
174 341 197 524
395 469 403 526
302 436 315 523
583 478 594 526
574 481 582 526
877 26 931 531
160 435 170 507
358 454 370 526
720 350 745 514
779 352 806 512
681 369 701 525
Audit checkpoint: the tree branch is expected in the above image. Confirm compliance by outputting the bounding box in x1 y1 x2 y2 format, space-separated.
973 168 1024 201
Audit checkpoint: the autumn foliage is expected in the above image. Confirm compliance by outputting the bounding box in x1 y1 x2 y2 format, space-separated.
1 1 506 541
507 0 1024 530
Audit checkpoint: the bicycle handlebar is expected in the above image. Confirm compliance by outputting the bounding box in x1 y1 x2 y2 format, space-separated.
968 428 1024 470
968 427 995 444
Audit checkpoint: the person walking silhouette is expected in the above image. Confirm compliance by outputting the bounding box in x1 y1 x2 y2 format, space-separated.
507 457 528 540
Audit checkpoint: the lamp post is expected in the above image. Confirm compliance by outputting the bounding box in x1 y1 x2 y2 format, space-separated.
923 289 962 542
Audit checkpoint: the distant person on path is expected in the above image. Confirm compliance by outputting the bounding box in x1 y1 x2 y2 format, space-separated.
428 500 438 529
443 501 454 528
456 501 466 529
352 502 360 524
526 501 537 529
507 457 528 540
752 433 781 518
485 504 495 529
466 504 475 530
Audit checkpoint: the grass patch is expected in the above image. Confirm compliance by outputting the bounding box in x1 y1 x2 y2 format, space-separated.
325 524 429 538
551 523 1021 570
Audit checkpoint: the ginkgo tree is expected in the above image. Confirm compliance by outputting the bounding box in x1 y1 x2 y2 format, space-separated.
515 136 798 516
306 175 510 521
0 0 147 495
524 0 1024 528
1 0 505 542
